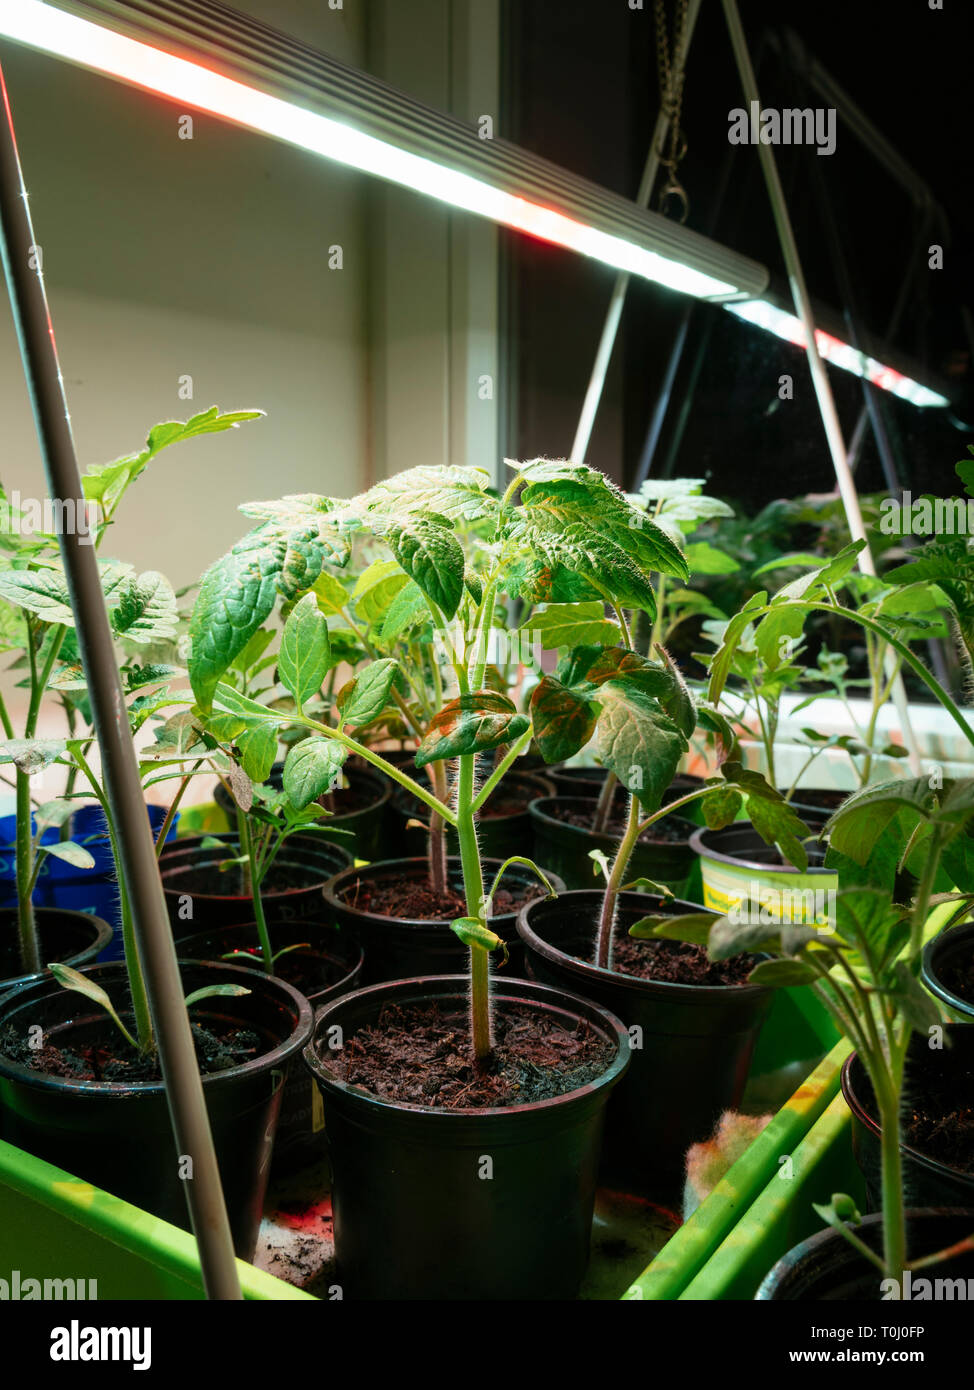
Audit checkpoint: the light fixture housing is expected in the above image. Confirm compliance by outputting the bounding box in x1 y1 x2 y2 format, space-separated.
0 0 951 409
0 0 768 304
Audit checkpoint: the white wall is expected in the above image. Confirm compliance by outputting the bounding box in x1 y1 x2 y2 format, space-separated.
0 1 369 590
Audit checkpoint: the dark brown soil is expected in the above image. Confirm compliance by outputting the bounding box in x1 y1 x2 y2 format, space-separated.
862 1050 974 1175
331 1000 613 1107
339 874 541 921
547 802 689 846
938 953 974 1006
0 1019 263 1083
607 932 758 986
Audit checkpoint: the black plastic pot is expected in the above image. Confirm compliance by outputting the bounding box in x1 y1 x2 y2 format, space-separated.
787 788 848 819
0 908 113 994
214 761 391 862
175 920 364 1174
842 1027 974 1210
387 769 554 862
0 960 312 1259
757 1210 974 1299
160 837 352 932
303 973 630 1299
322 857 565 984
517 890 773 1196
922 920 974 1021
529 796 697 894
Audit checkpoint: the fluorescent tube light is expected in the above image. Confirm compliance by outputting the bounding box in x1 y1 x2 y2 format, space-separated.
0 0 951 409
726 299 949 408
0 0 750 301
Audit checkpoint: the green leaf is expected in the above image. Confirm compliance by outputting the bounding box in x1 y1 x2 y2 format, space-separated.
416 691 530 768
0 738 67 773
584 648 676 697
629 912 716 945
594 680 687 811
184 985 252 1007
683 541 740 575
702 785 743 829
884 962 943 1034
84 408 263 513
282 739 348 810
384 517 465 621
0 567 74 623
449 918 508 962
236 723 278 784
353 465 498 524
515 468 689 582
706 592 767 706
722 764 811 871
529 676 599 764
340 658 401 726
311 571 350 615
655 646 695 739
380 580 430 643
279 593 331 708
48 963 136 1048
111 571 178 644
826 777 935 866
747 958 817 987
189 526 286 709
524 602 621 650
707 914 778 961
42 840 96 870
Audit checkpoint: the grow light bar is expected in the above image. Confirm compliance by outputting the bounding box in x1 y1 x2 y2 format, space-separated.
0 0 756 302
726 298 950 408
1 0 950 410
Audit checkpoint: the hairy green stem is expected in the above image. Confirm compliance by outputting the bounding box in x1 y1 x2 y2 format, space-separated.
595 791 641 970
456 753 490 1060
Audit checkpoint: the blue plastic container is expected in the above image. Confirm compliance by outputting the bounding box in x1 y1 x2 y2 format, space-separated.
0 804 179 959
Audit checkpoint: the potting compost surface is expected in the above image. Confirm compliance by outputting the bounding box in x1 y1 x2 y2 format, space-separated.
339 876 542 920
327 1001 614 1107
609 935 758 987
254 1159 680 1299
0 1020 264 1082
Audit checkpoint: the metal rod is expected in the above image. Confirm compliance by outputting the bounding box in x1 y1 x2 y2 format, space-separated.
570 0 703 463
0 57 242 1300
720 0 924 777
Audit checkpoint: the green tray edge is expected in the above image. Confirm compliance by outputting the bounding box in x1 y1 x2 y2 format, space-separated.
0 1138 314 1301
624 1036 851 1301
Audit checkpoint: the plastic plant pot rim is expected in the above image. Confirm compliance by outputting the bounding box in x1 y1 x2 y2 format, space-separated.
921 921 974 1018
392 768 554 819
0 908 114 996
304 972 631 1122
321 856 566 929
516 888 772 1004
754 1207 974 1300
159 850 337 905
689 824 833 875
174 922 365 1004
529 796 698 844
840 1046 974 1188
0 958 313 1097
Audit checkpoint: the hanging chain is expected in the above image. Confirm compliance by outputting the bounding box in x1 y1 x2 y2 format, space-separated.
653 0 690 223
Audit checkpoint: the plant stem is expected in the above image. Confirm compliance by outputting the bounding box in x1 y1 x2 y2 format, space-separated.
592 769 618 834
470 725 533 814
153 761 203 857
876 1075 907 1283
15 768 40 973
595 791 641 970
455 752 490 1061
71 746 154 1052
427 759 449 895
